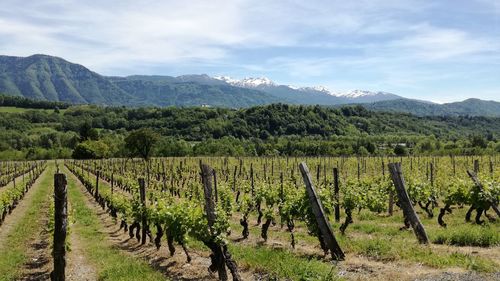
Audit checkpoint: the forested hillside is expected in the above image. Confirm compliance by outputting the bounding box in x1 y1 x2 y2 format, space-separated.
364 98 500 117
1 55 499 116
0 102 498 159
0 55 134 105
0 55 281 107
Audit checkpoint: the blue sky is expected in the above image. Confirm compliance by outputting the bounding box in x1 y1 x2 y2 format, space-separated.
0 0 499 102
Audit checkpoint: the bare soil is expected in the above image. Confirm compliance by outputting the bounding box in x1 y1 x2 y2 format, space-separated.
66 201 98 281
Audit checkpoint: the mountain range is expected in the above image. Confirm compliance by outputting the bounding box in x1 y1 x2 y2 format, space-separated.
0 54 498 116
213 76 402 104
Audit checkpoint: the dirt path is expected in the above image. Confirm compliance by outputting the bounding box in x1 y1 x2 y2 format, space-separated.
18 204 52 280
66 166 256 281
65 201 98 281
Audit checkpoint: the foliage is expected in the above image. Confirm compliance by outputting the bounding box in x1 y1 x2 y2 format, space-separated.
0 101 499 159
72 140 111 159
124 128 160 160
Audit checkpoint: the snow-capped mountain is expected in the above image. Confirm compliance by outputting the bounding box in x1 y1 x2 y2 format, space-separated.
339 90 392 98
213 75 402 104
297 86 333 95
214 76 275 88
336 90 401 102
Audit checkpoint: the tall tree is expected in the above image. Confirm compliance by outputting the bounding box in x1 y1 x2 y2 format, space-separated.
125 128 160 160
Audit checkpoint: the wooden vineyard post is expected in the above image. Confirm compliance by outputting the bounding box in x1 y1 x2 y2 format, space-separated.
279 171 285 223
299 163 344 260
384 158 394 216
388 163 429 244
138 178 148 245
200 164 241 281
111 173 114 194
452 156 456 176
323 164 327 188
333 168 340 222
467 170 500 217
250 163 254 196
51 173 67 281
213 170 218 203
232 165 237 192
489 158 493 177
474 159 479 174
430 162 434 187
316 164 320 186
95 170 99 198
357 160 360 181
388 190 394 216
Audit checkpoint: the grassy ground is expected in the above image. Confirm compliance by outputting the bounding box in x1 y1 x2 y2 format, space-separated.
0 106 66 114
64 166 169 281
229 243 339 280
0 164 53 281
227 205 499 273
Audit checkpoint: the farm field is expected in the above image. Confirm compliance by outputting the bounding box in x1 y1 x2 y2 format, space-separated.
2 1 500 281
0 106 65 114
0 156 498 280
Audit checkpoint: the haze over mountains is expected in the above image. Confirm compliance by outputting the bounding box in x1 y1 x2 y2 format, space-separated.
0 54 499 116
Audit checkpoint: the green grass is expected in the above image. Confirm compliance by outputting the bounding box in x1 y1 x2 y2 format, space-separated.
343 235 497 272
0 165 53 281
187 237 341 281
227 208 498 273
0 106 65 114
433 224 500 247
229 244 340 281
65 166 168 281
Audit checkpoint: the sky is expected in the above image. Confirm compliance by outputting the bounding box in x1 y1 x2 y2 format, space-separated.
0 0 499 103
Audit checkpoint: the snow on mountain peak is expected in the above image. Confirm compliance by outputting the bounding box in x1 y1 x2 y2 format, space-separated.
296 86 337 96
213 75 398 100
213 76 239 84
337 90 393 98
341 90 375 98
213 76 275 87
240 77 275 87
310 86 331 93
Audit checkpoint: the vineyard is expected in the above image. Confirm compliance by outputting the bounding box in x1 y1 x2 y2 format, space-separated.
0 156 498 280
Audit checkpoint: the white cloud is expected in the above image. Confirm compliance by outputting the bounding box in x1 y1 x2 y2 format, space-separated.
0 0 434 72
391 24 498 60
0 0 499 101
0 0 294 71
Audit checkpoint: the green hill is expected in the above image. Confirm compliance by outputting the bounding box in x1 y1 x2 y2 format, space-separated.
364 98 500 117
0 55 280 108
0 54 134 105
0 54 498 115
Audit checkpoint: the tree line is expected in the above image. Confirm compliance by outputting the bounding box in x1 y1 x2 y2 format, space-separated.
0 102 499 159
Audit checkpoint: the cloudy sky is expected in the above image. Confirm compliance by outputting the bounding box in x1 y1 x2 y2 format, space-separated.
0 0 499 102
